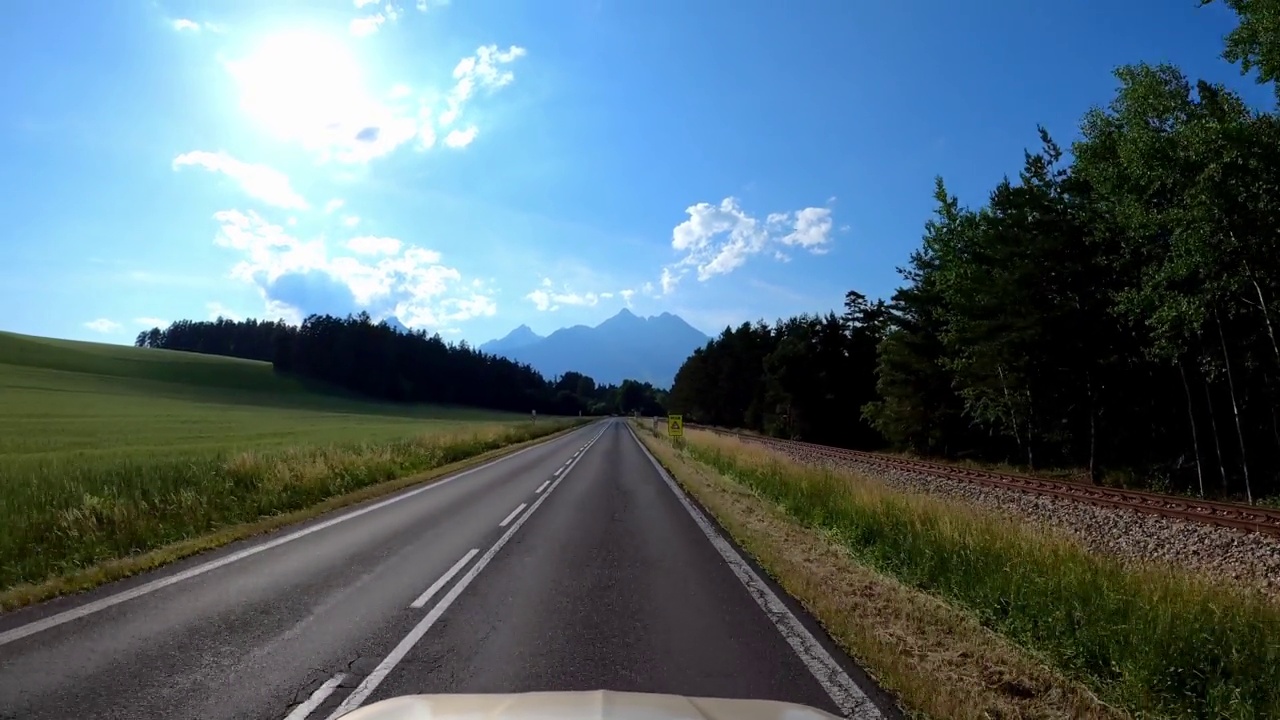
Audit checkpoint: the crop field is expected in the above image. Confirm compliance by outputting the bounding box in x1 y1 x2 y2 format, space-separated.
0 331 575 596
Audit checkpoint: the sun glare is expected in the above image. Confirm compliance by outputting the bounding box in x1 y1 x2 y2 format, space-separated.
230 30 369 145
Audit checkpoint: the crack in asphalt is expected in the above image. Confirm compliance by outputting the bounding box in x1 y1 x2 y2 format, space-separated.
280 666 337 717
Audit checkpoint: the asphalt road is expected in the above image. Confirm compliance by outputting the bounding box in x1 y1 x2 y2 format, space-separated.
0 420 894 720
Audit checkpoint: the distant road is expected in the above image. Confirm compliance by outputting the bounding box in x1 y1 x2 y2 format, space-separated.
0 420 893 720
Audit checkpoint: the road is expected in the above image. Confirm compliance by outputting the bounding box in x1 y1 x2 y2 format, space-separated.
0 420 894 720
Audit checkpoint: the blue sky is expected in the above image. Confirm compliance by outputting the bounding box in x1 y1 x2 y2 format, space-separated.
0 0 1270 346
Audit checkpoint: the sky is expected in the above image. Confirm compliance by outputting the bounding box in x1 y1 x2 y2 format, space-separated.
0 0 1272 346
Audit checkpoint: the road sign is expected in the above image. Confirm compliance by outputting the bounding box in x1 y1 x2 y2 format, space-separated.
667 414 684 437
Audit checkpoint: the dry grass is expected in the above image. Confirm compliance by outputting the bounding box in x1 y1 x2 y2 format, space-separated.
636 425 1122 719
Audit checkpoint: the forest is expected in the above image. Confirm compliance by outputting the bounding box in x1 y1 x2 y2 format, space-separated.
669 1 1280 501
135 314 668 417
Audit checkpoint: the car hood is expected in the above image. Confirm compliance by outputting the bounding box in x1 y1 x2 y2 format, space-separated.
340 691 840 720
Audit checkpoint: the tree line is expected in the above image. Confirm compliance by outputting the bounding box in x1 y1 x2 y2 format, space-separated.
669 1 1280 501
136 313 667 417
668 292 886 449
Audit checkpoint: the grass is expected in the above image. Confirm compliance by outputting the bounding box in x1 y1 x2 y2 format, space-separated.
661 427 1280 719
634 423 1120 719
0 331 584 600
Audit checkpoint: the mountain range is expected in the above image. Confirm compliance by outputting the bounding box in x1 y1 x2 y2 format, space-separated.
479 309 711 388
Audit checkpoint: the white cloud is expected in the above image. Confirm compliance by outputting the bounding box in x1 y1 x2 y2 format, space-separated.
173 151 308 209
350 14 386 36
524 279 601 311
342 215 361 227
561 288 600 308
134 317 167 327
171 18 222 33
439 293 497 322
210 209 491 330
346 235 402 255
444 126 478 148
213 209 326 284
324 198 345 213
599 292 614 299
619 289 635 306
350 2 403 36
525 290 553 311
416 0 447 9
226 40 520 163
418 116 438 149
207 302 242 321
663 197 835 289
781 207 834 252
440 45 527 127
660 267 679 295
84 318 121 334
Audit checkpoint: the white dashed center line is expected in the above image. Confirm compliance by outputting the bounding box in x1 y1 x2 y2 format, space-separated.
410 549 478 609
499 503 527 528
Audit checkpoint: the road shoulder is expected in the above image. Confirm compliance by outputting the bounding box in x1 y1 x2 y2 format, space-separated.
633 425 1122 720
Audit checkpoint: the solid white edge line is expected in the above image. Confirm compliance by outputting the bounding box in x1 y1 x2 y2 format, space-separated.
327 426 608 719
410 548 479 609
0 425 599 649
498 503 527 528
285 672 347 720
535 480 551 494
623 424 883 720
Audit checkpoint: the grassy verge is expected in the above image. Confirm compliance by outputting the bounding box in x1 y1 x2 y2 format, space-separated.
635 425 1117 719
1 420 584 610
643 426 1280 719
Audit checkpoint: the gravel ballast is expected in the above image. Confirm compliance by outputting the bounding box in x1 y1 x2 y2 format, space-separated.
741 437 1280 599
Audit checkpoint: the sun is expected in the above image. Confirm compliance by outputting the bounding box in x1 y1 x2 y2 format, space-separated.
229 30 369 146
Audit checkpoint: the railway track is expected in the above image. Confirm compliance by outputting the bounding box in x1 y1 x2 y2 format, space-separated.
690 424 1280 538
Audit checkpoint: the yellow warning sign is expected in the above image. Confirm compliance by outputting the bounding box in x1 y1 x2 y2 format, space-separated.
667 414 684 437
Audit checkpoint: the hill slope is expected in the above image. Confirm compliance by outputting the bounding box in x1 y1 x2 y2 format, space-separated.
480 309 710 387
0 331 522 442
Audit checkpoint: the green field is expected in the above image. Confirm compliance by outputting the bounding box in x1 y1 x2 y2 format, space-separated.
0 331 576 596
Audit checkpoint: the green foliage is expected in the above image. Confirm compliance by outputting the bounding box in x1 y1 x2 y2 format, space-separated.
684 436 1280 718
667 296 885 448
1204 0 1280 101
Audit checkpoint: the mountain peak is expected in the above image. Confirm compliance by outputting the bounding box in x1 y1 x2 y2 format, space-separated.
382 315 411 334
479 324 544 354
482 310 711 387
597 307 644 330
